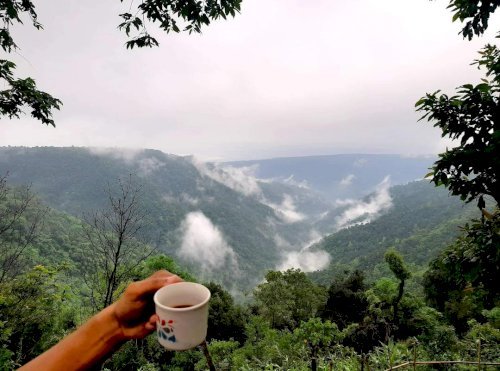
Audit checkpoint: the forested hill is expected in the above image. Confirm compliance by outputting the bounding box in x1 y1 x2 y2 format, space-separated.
0 147 475 290
0 147 277 288
310 181 480 283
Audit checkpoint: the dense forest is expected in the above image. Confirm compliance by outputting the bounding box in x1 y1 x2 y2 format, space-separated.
0 150 498 369
0 147 454 291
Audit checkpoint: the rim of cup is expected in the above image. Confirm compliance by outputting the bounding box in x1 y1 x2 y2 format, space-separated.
153 282 211 311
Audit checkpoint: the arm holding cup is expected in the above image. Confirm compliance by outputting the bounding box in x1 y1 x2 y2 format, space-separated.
20 271 182 371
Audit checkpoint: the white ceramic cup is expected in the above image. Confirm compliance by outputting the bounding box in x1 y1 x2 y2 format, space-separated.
153 282 211 350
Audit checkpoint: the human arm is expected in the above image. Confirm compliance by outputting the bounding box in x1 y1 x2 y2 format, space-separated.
19 270 182 370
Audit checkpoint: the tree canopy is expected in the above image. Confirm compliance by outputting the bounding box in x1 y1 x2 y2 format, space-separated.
416 45 499 209
118 0 242 49
417 1 499 210
444 0 500 40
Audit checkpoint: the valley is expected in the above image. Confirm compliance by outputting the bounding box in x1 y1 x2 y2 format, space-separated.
0 147 472 290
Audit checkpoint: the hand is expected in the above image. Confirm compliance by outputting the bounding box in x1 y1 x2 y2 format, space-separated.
111 270 182 339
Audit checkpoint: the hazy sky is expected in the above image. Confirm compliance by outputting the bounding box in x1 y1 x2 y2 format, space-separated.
1 0 498 160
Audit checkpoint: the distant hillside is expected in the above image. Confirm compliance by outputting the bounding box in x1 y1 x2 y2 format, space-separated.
226 154 435 200
0 147 328 288
309 181 479 284
0 147 473 290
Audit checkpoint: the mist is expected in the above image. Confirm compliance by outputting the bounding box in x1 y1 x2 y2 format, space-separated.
335 176 393 229
178 211 239 274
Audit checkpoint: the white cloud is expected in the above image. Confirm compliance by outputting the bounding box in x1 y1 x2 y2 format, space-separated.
276 230 329 272
3 0 498 160
353 158 368 167
335 176 393 229
137 156 164 176
193 158 306 224
86 147 165 176
283 175 310 189
273 234 293 250
178 211 238 273
334 198 357 207
265 194 306 224
181 193 199 206
86 147 143 163
340 174 355 186
192 159 262 197
162 193 176 204
278 249 331 272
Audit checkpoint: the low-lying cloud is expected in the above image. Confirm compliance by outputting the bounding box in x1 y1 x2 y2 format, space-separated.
283 175 310 189
340 174 355 186
192 159 262 197
87 147 143 163
277 230 330 272
137 157 164 176
87 147 164 176
193 158 307 224
265 194 306 224
178 211 239 273
353 158 368 167
278 249 331 272
335 176 392 229
180 193 199 206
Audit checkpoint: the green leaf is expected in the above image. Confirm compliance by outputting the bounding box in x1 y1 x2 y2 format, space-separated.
476 83 490 93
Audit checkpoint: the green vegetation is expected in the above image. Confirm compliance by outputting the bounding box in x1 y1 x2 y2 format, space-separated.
310 181 479 285
0 170 498 369
0 147 482 291
0 147 284 290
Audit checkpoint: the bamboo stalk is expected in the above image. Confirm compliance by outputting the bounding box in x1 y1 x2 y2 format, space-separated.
386 361 410 370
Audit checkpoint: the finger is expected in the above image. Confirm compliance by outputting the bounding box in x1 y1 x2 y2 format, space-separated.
130 323 155 339
149 314 159 324
145 321 156 332
150 270 175 279
128 274 182 298
145 314 158 331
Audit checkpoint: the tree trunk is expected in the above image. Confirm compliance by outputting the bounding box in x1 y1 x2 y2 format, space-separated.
201 341 216 371
393 279 405 324
311 347 317 371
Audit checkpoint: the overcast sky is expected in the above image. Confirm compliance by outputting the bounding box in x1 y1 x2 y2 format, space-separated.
0 0 498 160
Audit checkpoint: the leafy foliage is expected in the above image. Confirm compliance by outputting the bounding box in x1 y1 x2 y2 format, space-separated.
384 249 411 328
319 270 369 330
293 317 342 371
204 282 247 344
0 0 241 125
0 2 61 126
0 0 42 52
445 0 500 40
253 269 327 330
0 264 74 368
310 181 478 284
118 0 242 49
423 214 500 333
0 174 45 284
416 44 499 209
0 59 61 126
